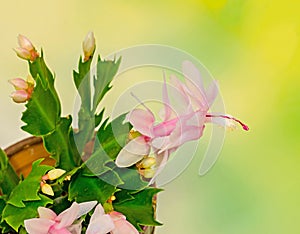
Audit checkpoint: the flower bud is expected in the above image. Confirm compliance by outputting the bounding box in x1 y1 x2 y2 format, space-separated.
82 31 95 61
10 90 30 103
40 182 54 196
18 34 35 51
42 169 66 181
140 157 156 169
9 78 28 90
142 168 156 179
15 34 39 61
14 47 32 60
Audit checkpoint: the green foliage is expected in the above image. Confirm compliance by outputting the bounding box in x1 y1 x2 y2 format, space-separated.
0 149 19 196
7 159 53 208
97 113 132 160
22 55 61 135
113 188 162 231
21 77 60 135
2 195 52 231
69 170 117 204
92 56 121 111
73 55 121 156
43 117 81 170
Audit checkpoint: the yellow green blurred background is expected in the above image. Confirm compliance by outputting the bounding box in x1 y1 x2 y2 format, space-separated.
1 1 300 233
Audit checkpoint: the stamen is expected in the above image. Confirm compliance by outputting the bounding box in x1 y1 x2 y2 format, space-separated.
206 114 249 131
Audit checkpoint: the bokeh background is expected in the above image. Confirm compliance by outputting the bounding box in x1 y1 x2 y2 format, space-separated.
1 1 299 233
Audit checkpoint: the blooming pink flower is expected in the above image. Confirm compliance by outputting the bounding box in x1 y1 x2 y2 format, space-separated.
24 201 97 234
14 34 39 61
115 61 248 181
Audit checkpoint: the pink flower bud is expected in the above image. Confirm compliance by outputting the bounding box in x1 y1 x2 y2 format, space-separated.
14 47 32 60
40 182 54 196
82 31 95 61
10 90 30 103
42 169 66 181
9 78 28 90
15 34 39 61
18 34 35 51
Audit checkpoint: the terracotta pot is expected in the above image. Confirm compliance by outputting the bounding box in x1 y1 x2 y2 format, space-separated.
4 136 155 234
5 136 55 178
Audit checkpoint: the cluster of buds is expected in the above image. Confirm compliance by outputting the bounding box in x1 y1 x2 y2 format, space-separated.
14 34 39 61
40 169 66 196
136 156 156 179
9 76 34 103
82 31 95 62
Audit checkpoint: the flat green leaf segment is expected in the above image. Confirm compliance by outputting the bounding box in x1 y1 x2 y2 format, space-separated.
92 56 121 111
97 113 132 160
2 160 53 231
6 159 53 207
73 55 121 155
21 55 81 170
2 195 52 231
69 170 117 204
44 117 80 170
83 114 147 191
0 149 19 196
114 188 162 231
22 55 61 135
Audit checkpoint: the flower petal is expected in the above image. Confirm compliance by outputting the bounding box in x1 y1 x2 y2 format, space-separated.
24 218 55 234
205 80 219 107
38 207 57 220
55 202 79 229
67 221 83 234
116 136 150 167
76 201 97 219
110 212 139 234
182 60 205 94
86 204 115 234
127 109 155 137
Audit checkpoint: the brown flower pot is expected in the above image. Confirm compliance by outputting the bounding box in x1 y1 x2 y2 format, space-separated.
5 136 155 234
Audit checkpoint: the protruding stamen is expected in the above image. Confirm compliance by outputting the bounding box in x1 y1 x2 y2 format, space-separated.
206 114 249 131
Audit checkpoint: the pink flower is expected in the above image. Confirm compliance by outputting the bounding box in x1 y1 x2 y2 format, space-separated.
85 204 114 234
86 205 139 234
170 61 249 131
24 201 97 234
109 211 139 234
115 60 248 181
14 34 39 61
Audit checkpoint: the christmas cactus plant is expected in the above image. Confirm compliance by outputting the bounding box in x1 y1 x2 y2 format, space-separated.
0 32 248 233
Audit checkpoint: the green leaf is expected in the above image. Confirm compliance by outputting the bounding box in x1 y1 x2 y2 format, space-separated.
21 76 61 135
2 195 52 231
97 113 131 160
43 117 81 170
69 170 117 204
0 149 19 196
92 56 121 111
114 190 135 204
110 166 147 191
22 54 61 136
29 53 55 89
72 57 94 154
113 188 162 231
7 159 53 207
82 143 114 176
